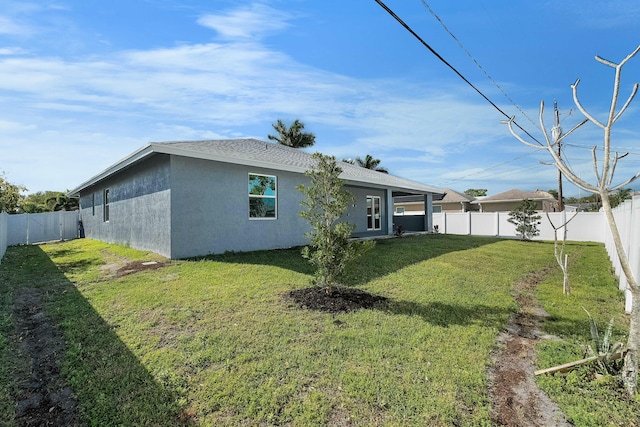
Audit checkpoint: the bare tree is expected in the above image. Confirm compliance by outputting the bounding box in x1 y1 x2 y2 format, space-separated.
545 211 578 296
504 45 640 395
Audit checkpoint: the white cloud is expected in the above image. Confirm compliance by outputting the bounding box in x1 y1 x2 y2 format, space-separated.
0 16 31 35
197 3 293 40
0 47 28 55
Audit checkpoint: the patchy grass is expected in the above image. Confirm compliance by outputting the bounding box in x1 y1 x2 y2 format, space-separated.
0 234 636 426
535 241 638 426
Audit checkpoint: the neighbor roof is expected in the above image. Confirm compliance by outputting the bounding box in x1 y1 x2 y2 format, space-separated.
68 139 444 196
439 189 474 203
471 189 556 204
394 188 472 204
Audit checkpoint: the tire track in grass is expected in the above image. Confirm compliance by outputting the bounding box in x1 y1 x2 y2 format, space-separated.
489 267 571 427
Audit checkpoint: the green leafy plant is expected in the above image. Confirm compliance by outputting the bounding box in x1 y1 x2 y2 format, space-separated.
507 199 541 240
584 308 624 376
298 153 374 290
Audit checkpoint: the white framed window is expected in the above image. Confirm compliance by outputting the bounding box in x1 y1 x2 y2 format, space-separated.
103 188 110 222
395 206 405 215
249 174 277 219
433 205 442 213
367 196 381 230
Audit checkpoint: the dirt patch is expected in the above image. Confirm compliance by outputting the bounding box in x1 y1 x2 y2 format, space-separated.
101 260 167 279
489 268 571 427
12 287 82 426
285 286 387 313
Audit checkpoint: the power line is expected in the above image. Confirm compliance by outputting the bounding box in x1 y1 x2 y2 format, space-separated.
420 0 540 132
373 0 542 145
440 163 543 186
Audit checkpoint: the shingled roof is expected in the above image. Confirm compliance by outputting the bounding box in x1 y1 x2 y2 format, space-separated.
440 188 474 203
472 189 556 204
69 139 443 196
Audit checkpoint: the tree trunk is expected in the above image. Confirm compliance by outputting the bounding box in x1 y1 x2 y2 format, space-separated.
601 193 640 395
624 286 640 396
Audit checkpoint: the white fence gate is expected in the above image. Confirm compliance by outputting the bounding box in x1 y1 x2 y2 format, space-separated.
6 211 80 246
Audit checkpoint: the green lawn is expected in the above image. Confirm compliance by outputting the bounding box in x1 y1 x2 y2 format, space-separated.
0 235 636 426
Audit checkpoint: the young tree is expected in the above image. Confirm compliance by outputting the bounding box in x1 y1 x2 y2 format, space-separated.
546 211 578 295
268 119 316 148
298 153 374 291
504 45 640 395
507 199 541 240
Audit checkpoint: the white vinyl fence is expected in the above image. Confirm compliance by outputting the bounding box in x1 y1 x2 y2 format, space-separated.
0 212 7 264
605 195 640 313
431 199 639 313
6 211 80 246
432 211 605 242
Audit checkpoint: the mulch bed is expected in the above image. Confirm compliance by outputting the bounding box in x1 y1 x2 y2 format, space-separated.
286 286 387 313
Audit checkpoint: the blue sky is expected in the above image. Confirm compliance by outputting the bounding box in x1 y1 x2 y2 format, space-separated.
1 0 639 197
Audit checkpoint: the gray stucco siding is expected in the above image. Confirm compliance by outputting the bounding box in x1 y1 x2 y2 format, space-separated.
346 186 388 237
78 154 172 257
169 156 313 258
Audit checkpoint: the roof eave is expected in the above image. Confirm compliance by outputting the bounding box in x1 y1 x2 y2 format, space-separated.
67 144 156 197
68 141 444 197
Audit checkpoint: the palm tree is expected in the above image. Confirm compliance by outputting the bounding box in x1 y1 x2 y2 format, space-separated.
267 119 315 148
354 154 388 173
610 187 633 208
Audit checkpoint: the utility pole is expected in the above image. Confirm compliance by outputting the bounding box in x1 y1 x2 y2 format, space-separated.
551 100 564 211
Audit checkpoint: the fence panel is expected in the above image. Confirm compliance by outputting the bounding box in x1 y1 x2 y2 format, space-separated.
470 212 497 236
432 211 603 241
7 211 79 245
604 195 640 313
0 212 7 263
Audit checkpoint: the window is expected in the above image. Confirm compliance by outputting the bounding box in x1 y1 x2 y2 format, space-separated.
91 193 95 216
249 174 277 219
433 205 442 213
103 188 110 222
367 196 381 230
395 206 405 215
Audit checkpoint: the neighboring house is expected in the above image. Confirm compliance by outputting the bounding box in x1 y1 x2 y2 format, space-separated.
394 188 476 214
471 189 557 213
68 139 442 259
564 202 598 212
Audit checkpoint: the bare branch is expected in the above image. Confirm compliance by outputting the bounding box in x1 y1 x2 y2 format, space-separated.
611 172 640 192
607 153 624 187
572 79 606 129
502 117 543 149
556 118 589 144
610 152 630 187
592 146 602 186
619 44 640 67
613 83 639 123
546 210 578 231
539 100 554 147
595 55 618 68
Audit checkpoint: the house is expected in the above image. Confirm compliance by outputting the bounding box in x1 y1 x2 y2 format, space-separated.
68 139 443 259
471 189 557 213
394 188 476 215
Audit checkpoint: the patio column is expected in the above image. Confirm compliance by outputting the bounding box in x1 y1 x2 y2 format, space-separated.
386 190 394 235
424 194 433 232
